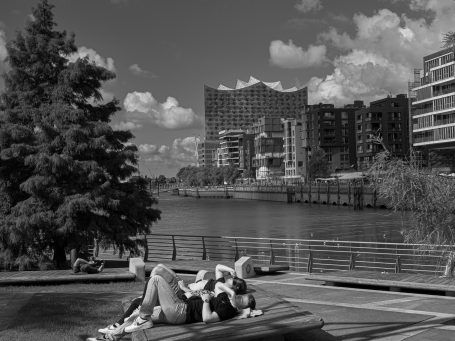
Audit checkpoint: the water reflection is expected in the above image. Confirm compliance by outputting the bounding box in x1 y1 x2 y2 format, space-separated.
153 194 407 242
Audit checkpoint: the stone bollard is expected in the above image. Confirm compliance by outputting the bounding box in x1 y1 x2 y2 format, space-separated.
129 257 145 282
235 256 256 279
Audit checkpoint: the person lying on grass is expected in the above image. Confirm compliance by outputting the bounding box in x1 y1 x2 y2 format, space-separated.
96 263 250 338
72 257 105 274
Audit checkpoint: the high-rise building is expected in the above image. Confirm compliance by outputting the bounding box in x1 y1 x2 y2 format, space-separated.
204 76 307 141
238 133 255 178
196 139 219 167
251 117 284 180
217 130 244 167
412 48 455 150
283 118 305 182
355 95 410 170
305 101 364 173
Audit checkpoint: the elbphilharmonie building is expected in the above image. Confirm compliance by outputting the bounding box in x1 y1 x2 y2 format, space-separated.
204 76 307 141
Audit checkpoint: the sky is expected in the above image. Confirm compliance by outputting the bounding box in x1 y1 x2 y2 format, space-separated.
0 0 454 177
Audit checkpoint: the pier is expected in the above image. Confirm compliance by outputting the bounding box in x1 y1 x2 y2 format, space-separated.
177 183 387 208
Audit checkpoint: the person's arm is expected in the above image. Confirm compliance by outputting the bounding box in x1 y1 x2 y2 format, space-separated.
215 264 236 279
216 283 235 299
201 293 220 323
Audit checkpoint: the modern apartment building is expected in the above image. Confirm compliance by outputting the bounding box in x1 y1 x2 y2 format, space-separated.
251 117 284 180
412 48 455 151
217 130 244 167
304 101 364 173
238 133 255 178
283 118 305 182
355 95 410 170
204 76 307 141
196 139 219 167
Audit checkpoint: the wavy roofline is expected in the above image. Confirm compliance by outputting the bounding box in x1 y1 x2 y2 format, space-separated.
206 76 305 93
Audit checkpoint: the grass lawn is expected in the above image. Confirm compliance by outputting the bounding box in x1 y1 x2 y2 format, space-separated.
0 282 145 341
0 275 197 341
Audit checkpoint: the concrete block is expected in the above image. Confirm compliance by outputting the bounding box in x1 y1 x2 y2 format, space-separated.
129 257 145 282
235 256 256 279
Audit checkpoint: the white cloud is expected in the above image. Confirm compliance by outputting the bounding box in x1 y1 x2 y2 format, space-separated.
123 91 201 129
295 0 322 13
306 4 455 105
269 40 328 69
0 28 8 92
138 136 197 167
67 46 116 72
0 29 7 62
129 64 156 78
112 121 143 131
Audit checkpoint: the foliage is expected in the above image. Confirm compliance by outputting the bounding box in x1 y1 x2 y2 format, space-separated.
442 31 455 48
0 0 160 268
367 150 455 248
177 165 241 186
14 254 34 271
157 175 167 184
308 147 330 180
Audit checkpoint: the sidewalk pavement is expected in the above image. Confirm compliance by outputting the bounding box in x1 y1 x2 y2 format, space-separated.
1 271 455 340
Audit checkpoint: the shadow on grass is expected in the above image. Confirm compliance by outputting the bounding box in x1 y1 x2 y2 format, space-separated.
4 292 129 341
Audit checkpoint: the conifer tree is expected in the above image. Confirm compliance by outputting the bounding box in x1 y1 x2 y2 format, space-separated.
0 0 160 269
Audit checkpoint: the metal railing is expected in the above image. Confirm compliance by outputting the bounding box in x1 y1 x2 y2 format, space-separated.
142 233 453 276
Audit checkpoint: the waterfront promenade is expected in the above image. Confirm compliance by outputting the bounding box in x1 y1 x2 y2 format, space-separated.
1 265 455 340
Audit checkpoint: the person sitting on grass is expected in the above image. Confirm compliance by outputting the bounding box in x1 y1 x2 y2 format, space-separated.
72 256 105 274
96 263 248 338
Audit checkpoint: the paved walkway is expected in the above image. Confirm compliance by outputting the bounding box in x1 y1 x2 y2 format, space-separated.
0 268 135 285
1 268 455 340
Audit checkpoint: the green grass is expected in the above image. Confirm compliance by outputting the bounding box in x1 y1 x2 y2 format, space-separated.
0 281 144 294
0 282 145 341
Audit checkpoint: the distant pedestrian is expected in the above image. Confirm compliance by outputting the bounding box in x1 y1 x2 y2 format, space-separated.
72 257 105 274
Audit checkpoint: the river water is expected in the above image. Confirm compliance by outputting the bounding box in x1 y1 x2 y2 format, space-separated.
152 194 408 243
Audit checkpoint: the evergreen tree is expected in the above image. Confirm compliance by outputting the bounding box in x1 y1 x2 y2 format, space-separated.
0 0 160 269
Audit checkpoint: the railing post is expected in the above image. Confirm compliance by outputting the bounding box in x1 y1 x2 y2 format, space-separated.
234 238 239 261
395 256 401 273
307 250 313 273
142 234 149 262
269 240 275 265
202 236 207 260
172 235 177 261
349 253 356 270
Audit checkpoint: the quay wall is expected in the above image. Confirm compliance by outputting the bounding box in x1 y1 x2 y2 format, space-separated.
178 184 388 209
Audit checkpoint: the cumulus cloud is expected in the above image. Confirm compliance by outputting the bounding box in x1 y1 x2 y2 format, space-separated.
0 28 8 91
305 3 455 105
0 29 7 62
123 91 201 129
129 64 156 78
295 0 322 13
269 40 328 69
112 121 143 131
138 136 197 167
67 46 116 72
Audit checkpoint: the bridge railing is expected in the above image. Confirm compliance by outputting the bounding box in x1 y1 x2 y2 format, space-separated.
141 234 453 276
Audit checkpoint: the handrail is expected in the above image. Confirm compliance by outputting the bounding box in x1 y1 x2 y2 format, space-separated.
141 233 452 275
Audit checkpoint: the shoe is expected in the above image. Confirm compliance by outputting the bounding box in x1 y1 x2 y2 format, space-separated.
124 316 153 333
98 323 120 334
124 307 140 323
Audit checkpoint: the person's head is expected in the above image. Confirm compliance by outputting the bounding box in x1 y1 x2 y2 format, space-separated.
234 293 256 310
232 277 247 295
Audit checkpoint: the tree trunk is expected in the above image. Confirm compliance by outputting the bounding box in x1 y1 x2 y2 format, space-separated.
53 239 68 269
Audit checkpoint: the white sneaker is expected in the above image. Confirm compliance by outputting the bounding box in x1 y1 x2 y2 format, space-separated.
124 316 153 333
98 323 120 334
124 307 140 322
